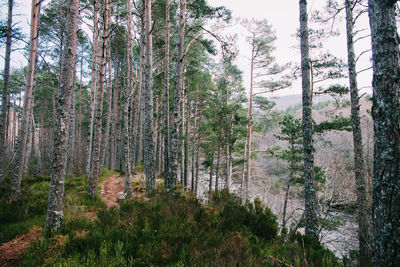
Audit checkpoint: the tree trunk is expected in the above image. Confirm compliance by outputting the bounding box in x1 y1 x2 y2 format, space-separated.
67 71 76 173
299 0 318 239
89 0 110 198
134 41 144 167
169 0 186 191
85 0 99 176
184 97 190 188
191 100 197 192
124 0 133 198
0 0 13 183
194 134 200 195
215 138 221 192
11 0 40 197
45 0 79 231
345 0 371 261
111 68 119 170
245 44 254 202
143 0 155 194
163 0 171 186
282 180 291 229
100 33 113 168
209 140 215 192
368 1 400 265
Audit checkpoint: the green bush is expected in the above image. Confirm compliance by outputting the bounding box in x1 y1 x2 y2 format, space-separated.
20 188 339 266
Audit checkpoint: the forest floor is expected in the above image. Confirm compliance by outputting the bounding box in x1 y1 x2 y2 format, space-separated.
99 174 125 207
0 226 42 267
0 171 126 267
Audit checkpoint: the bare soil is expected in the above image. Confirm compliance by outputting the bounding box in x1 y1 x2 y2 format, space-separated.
100 174 125 207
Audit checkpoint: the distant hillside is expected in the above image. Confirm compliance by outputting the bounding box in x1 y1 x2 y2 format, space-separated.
270 94 351 111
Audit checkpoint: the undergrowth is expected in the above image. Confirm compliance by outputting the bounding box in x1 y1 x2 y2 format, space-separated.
19 186 339 266
0 168 116 244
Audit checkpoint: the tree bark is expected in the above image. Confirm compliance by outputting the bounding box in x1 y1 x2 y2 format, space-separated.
0 0 13 183
11 0 41 197
124 0 134 197
45 0 79 231
245 43 255 202
345 0 371 261
169 0 186 191
143 0 155 194
163 0 171 187
89 0 110 198
299 0 318 239
215 133 221 192
85 0 99 176
67 71 76 173
184 97 190 188
111 67 119 170
134 39 144 167
209 140 215 192
368 1 400 265
100 25 113 168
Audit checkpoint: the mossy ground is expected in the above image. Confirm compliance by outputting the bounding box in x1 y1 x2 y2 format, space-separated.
1 170 340 266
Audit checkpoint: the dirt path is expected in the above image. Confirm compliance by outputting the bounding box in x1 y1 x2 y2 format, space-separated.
100 174 126 207
0 226 42 267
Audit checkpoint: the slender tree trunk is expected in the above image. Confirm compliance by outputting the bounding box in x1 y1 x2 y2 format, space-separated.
67 71 76 173
124 0 133 197
85 0 99 176
45 0 79 231
209 140 215 192
23 113 34 174
134 42 144 167
143 0 155 194
77 49 83 170
100 35 113 168
11 0 40 197
0 0 13 183
89 0 110 198
191 100 197 192
345 0 371 261
245 45 255 202
184 97 190 188
215 138 221 192
368 1 400 265
180 79 186 184
194 134 200 195
282 179 291 229
163 0 171 186
169 0 186 190
299 0 318 239
111 69 119 171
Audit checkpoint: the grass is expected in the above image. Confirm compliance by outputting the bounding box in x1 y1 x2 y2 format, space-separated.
0 168 117 245
21 188 339 266
1 169 340 266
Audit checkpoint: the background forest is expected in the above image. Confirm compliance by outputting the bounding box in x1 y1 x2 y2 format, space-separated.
0 0 399 266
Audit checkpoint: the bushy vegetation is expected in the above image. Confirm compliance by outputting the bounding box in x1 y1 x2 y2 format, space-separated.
7 177 340 267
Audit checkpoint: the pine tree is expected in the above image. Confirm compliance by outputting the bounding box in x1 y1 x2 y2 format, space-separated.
275 115 303 229
299 0 318 240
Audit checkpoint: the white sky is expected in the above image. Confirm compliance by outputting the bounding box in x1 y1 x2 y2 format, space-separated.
1 0 373 97
208 0 373 97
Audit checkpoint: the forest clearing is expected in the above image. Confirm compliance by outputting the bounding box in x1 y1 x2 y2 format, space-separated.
0 0 399 266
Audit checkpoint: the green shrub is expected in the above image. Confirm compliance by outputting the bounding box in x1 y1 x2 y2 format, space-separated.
20 188 339 267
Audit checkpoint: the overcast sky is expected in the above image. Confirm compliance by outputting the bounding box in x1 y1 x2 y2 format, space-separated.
1 0 373 97
207 0 373 97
